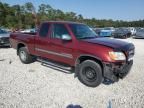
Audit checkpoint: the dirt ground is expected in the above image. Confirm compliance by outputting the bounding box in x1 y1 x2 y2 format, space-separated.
0 38 144 108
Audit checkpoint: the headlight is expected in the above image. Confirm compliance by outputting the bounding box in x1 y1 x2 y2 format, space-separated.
109 51 126 61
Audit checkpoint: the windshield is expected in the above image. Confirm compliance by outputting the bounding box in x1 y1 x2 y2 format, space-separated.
138 29 144 32
69 24 98 39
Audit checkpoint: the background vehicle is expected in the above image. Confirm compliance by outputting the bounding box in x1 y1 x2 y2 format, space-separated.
133 29 144 38
104 27 115 32
93 28 103 35
20 28 36 33
128 27 136 35
99 27 115 37
0 29 10 46
112 28 131 38
10 21 135 87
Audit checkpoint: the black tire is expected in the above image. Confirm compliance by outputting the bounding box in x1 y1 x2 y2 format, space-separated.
124 35 127 39
127 33 131 37
77 60 103 87
18 47 36 64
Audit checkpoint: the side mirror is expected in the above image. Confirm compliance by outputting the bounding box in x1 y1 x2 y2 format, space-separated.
62 34 72 41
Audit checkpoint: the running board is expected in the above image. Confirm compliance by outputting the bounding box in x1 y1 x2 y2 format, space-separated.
37 58 73 72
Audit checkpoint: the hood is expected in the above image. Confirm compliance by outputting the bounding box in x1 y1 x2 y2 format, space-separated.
136 32 144 37
82 37 133 50
0 33 10 38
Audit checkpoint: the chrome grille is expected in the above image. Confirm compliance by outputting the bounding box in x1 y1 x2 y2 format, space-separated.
0 37 9 44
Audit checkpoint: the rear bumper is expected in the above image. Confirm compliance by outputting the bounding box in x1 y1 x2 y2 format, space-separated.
103 60 133 82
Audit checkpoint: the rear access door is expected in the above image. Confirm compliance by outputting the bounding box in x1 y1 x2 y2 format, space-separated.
35 22 53 58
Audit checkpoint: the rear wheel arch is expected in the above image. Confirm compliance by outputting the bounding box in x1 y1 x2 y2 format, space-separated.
17 43 27 55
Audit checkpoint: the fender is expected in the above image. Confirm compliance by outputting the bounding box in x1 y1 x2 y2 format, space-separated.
75 54 103 66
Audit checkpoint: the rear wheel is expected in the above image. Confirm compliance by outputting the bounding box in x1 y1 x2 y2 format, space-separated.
18 47 36 64
77 60 103 87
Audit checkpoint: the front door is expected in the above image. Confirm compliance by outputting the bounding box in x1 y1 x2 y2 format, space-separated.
48 23 75 65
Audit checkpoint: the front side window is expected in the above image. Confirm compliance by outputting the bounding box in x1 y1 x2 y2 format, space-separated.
39 23 50 37
69 24 97 39
53 24 70 39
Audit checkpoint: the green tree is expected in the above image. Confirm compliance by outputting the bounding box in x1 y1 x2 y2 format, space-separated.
0 1 144 29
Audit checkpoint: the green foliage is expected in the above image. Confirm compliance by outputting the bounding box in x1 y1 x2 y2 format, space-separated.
0 1 144 29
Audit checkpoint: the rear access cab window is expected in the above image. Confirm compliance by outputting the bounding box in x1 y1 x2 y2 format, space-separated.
39 23 50 37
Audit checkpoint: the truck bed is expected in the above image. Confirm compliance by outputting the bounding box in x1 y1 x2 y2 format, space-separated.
10 32 36 54
21 32 36 35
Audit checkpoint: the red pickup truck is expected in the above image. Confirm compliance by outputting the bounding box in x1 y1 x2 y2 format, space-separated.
10 21 135 87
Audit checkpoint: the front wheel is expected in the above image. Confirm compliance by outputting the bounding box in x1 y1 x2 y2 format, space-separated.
77 60 103 87
18 47 36 64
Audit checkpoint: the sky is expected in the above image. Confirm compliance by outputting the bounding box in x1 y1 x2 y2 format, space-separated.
2 0 144 21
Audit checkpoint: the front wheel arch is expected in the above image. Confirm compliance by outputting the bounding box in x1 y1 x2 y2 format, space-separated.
75 55 103 69
75 55 104 77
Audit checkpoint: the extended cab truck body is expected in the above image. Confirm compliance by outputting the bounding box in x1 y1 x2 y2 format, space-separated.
10 21 135 87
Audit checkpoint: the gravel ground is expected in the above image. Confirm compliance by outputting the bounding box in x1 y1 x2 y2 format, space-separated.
0 38 144 108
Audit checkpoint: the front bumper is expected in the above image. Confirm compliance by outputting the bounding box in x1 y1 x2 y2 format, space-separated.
133 35 144 39
103 60 133 82
0 37 10 46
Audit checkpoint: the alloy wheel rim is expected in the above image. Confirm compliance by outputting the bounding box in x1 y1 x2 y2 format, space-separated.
20 51 27 61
